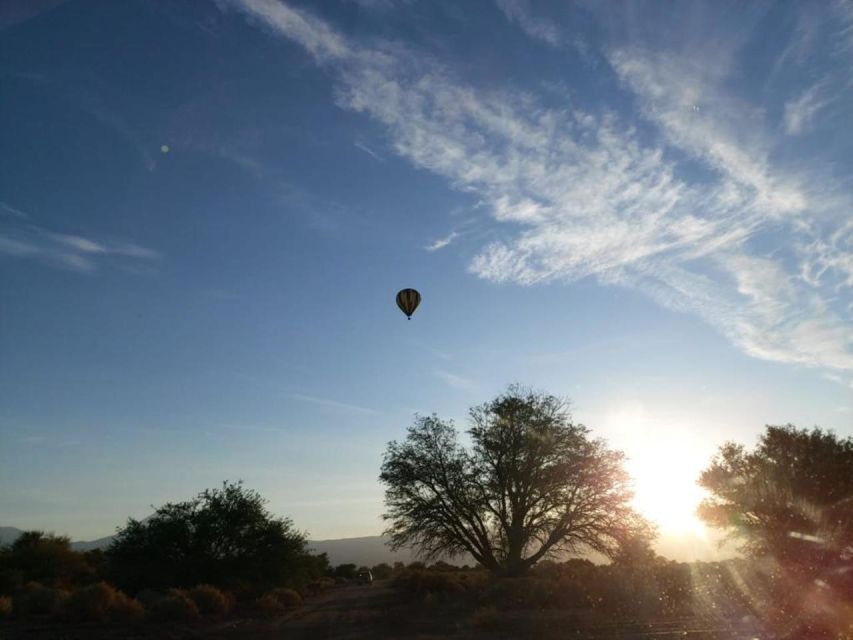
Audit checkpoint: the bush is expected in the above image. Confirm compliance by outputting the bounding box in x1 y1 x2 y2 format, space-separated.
256 587 302 616
148 589 199 622
60 582 145 623
0 596 12 618
109 591 145 622
13 582 68 617
470 605 501 631
134 588 163 609
392 568 485 600
267 587 302 608
305 577 335 595
62 582 117 622
188 584 230 615
256 593 285 617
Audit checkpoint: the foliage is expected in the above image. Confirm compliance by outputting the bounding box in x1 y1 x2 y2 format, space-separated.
256 587 302 616
392 566 487 600
469 605 500 631
699 425 853 570
0 595 11 618
256 593 286 617
266 587 302 608
61 581 118 622
148 588 199 622
13 582 69 617
371 562 393 579
332 563 358 579
107 481 316 591
0 531 91 589
188 584 230 615
380 386 652 576
60 581 144 622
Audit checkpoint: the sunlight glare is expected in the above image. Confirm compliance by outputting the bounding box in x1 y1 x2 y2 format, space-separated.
602 405 710 538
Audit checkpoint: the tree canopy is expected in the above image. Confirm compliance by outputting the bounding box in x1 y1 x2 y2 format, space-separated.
380 386 652 576
106 481 322 591
699 425 853 570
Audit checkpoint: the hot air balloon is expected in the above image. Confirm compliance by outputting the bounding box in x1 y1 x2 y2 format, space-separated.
396 288 421 319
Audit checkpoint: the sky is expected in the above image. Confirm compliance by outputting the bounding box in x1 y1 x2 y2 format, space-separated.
1 0 851 560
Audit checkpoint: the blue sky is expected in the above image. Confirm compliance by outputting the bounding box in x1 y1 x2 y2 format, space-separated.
1 0 851 557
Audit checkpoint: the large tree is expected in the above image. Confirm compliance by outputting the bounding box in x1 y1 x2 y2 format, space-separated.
699 425 853 570
379 387 652 576
106 481 319 591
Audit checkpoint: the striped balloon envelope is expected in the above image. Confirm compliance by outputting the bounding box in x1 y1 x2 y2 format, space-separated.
396 288 421 319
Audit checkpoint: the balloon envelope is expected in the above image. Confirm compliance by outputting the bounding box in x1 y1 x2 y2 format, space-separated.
396 288 421 319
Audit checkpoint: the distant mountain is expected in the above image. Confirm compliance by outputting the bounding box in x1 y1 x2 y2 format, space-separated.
308 535 471 567
71 534 115 552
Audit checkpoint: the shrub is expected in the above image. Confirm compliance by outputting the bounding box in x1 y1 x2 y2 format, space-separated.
62 582 117 622
305 577 335 595
256 587 302 616
61 582 145 623
109 591 145 622
148 588 199 622
0 569 23 596
188 584 230 615
0 596 12 618
13 582 68 617
256 593 285 617
470 605 501 631
392 568 484 600
134 588 163 609
267 587 302 608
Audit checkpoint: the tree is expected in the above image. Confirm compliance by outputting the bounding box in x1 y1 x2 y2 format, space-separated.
699 425 853 571
107 481 316 591
0 531 91 590
380 386 652 576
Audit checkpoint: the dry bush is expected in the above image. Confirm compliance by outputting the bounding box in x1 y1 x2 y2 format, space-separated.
305 577 335 595
134 588 163 609
61 582 145 623
13 582 69 617
0 595 12 618
148 588 199 622
62 582 117 621
267 587 302 608
109 590 145 622
470 605 501 631
188 584 230 615
255 593 286 617
255 587 302 617
393 568 486 601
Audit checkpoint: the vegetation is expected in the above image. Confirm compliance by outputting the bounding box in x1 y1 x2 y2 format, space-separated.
0 413 850 639
106 481 321 592
699 425 853 571
380 386 652 576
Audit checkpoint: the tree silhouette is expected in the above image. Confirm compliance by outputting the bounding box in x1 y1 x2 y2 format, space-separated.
380 386 652 576
107 481 313 591
699 425 853 571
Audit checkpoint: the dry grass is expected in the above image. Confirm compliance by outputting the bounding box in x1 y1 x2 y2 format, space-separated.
188 584 230 615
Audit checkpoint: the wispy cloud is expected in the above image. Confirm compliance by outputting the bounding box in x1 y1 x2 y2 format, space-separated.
227 1 852 375
425 231 459 252
0 201 30 219
495 0 562 48
784 81 830 135
0 209 160 273
290 393 381 415
433 369 478 393
353 140 383 161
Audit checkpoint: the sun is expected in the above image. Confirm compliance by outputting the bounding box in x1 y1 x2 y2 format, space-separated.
600 405 710 538
627 455 709 537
